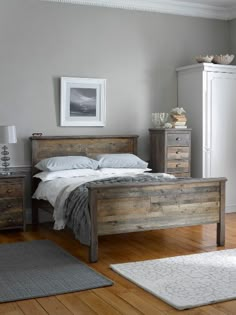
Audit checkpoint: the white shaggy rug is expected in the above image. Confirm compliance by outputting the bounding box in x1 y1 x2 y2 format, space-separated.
110 249 236 310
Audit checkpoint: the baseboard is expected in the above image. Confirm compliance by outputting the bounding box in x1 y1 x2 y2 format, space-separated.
225 205 236 213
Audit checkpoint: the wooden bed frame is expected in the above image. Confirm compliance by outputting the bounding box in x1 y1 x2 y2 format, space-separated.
30 135 226 262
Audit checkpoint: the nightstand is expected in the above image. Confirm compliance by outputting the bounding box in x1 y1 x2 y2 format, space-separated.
0 174 25 231
149 128 191 177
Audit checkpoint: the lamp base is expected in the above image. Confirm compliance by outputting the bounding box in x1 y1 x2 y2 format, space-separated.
0 171 13 176
1 145 12 175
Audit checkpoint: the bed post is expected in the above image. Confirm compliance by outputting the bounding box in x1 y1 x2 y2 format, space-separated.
32 199 39 225
217 179 226 246
88 188 98 263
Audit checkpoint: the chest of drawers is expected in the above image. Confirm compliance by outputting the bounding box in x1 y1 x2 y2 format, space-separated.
0 175 25 230
149 128 191 177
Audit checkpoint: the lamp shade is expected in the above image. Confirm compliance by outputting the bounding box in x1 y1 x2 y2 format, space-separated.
0 125 17 144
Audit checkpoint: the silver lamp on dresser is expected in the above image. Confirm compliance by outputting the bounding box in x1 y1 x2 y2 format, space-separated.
0 125 17 175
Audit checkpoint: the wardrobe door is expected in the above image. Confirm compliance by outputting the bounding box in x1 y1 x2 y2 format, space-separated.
207 72 236 212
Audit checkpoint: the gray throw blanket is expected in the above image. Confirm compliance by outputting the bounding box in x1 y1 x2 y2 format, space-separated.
64 174 176 246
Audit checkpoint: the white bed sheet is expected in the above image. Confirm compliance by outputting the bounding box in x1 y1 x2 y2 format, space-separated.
33 173 141 230
33 172 175 231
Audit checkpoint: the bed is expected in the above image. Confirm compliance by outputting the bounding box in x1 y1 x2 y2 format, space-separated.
30 135 226 262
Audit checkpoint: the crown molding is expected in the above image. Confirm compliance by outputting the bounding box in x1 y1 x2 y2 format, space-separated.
41 0 236 20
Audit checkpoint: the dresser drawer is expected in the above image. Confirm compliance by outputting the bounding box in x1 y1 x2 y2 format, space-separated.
167 133 191 146
167 160 189 173
149 128 192 176
0 178 23 198
167 147 190 160
174 172 191 178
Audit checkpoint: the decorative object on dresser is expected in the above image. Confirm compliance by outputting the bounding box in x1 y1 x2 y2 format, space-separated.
0 174 25 231
30 135 226 263
170 107 187 128
60 77 106 127
0 125 17 175
149 128 191 177
176 63 236 212
151 112 169 128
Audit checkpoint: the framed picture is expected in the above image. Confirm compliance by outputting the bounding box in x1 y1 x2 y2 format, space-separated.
60 77 106 127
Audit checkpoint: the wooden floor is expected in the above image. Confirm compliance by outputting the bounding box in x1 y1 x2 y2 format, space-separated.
1 214 236 315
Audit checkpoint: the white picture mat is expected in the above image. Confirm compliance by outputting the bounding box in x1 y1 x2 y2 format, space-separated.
60 77 106 127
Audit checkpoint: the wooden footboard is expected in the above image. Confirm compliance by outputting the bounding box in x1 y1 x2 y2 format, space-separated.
88 178 226 262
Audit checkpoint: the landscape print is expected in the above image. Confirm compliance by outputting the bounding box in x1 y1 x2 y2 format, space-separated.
70 88 96 117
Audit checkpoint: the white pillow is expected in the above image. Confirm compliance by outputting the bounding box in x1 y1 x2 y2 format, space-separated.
96 153 148 169
35 156 99 171
99 168 152 175
33 169 100 182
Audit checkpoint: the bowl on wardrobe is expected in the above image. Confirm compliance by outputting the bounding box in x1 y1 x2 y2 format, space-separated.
213 54 234 65
195 55 214 63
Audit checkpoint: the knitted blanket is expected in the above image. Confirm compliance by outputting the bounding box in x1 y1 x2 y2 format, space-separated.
64 173 176 245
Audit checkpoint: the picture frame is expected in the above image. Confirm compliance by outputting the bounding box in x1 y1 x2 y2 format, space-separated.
60 77 106 127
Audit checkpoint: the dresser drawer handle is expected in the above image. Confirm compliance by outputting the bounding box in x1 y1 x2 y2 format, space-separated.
7 189 13 193
7 204 13 208
176 137 181 141
176 164 181 167
7 218 14 223
176 151 180 154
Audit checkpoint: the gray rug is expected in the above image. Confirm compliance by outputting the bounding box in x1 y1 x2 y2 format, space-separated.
0 240 112 303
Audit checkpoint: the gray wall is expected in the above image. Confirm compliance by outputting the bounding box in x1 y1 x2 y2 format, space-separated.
0 0 231 222
229 18 236 56
0 0 229 166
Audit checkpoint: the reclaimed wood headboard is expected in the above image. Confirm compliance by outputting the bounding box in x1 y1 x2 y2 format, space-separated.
30 135 138 175
30 135 138 224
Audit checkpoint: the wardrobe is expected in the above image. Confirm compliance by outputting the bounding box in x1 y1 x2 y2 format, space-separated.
176 63 236 212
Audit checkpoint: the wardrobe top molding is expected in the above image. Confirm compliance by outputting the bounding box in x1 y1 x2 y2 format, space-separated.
41 0 236 20
176 63 236 74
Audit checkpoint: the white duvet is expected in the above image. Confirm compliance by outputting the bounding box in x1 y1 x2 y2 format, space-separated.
33 172 175 231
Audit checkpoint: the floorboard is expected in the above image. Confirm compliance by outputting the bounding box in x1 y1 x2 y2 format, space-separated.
0 213 236 314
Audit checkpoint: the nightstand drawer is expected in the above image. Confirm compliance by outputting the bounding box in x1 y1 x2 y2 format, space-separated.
0 178 23 198
0 198 23 211
0 210 23 228
167 133 190 146
0 175 25 231
167 147 190 160
167 160 189 173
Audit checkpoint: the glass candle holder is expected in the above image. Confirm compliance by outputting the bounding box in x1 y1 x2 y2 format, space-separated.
159 113 169 127
152 113 169 128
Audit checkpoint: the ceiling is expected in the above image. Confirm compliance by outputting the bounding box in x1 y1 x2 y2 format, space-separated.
182 0 236 7
42 0 236 20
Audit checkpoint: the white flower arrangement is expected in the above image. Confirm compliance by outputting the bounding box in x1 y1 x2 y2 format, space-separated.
170 107 186 115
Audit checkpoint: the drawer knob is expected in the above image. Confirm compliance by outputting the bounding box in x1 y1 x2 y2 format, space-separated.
7 204 12 208
176 137 181 141
176 164 181 167
7 218 14 223
7 189 13 193
176 151 180 154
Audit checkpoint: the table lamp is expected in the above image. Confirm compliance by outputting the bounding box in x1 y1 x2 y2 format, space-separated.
0 125 17 175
